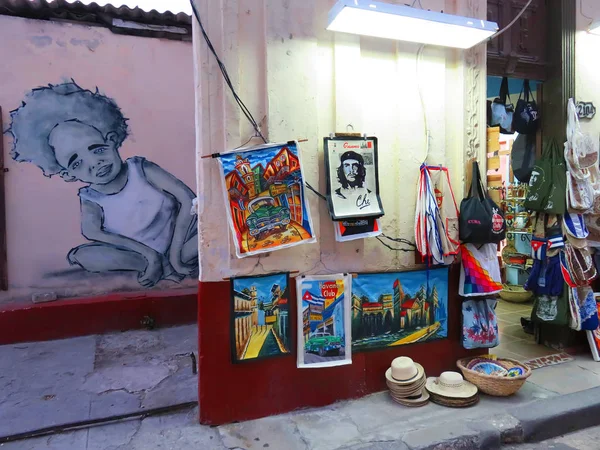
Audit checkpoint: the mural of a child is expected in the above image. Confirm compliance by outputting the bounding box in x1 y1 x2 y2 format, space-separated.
7 81 198 288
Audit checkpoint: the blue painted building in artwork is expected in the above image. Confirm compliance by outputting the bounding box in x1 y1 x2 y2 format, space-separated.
310 293 345 340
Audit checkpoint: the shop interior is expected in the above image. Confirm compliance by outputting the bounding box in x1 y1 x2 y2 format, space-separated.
486 76 570 363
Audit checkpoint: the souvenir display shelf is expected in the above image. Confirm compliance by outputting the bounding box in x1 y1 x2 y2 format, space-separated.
500 184 532 285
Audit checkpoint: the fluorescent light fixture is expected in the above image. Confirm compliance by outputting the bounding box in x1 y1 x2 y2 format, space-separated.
589 20 600 35
327 0 499 49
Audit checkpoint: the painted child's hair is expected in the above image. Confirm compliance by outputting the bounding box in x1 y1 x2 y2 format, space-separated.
6 81 129 177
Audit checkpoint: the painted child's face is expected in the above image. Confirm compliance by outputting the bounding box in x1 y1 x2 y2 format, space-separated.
49 121 123 185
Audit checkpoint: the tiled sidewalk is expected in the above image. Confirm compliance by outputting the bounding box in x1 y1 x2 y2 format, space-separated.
495 299 558 361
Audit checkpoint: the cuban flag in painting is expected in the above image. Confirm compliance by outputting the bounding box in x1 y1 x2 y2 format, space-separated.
302 291 325 307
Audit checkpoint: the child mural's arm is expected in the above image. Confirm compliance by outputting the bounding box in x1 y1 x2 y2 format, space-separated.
81 199 164 287
143 160 196 275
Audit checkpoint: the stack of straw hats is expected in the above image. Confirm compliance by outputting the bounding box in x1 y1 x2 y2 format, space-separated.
425 371 479 407
385 357 429 407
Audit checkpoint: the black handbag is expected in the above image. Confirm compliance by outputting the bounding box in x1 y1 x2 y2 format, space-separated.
513 79 539 135
511 133 536 183
459 161 506 244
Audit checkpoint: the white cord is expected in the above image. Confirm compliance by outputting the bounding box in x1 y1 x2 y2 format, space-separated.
416 44 429 164
489 0 533 41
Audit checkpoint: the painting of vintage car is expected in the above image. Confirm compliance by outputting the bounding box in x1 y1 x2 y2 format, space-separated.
305 332 344 357
246 196 291 238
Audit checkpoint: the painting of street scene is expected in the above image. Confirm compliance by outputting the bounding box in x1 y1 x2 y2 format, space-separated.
219 142 316 258
297 274 352 368
351 268 448 352
231 273 291 363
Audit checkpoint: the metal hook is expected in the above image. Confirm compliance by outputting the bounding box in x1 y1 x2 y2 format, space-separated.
346 124 354 132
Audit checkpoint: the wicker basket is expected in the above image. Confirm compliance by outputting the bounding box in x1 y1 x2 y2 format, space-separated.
499 285 533 304
457 357 532 397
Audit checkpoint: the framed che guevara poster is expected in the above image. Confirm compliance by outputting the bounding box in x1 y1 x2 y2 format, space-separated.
324 136 385 221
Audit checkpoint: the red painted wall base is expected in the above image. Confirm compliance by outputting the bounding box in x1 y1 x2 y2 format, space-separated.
198 265 479 425
0 287 198 345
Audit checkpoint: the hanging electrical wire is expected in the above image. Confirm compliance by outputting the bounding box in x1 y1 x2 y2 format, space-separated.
305 182 327 201
189 0 267 144
488 0 534 41
376 236 416 252
416 44 429 164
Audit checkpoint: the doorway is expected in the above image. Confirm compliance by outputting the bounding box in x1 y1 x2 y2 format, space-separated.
486 75 561 362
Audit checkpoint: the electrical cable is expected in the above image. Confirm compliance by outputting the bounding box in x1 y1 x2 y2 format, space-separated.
416 44 429 164
488 0 533 41
0 402 198 444
305 182 327 201
189 0 267 143
376 236 416 252
234 135 255 150
380 234 417 248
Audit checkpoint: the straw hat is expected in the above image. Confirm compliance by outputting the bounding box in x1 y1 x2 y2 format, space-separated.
425 372 478 399
385 357 425 386
390 389 430 407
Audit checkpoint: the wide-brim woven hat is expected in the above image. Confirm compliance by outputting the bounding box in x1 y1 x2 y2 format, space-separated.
425 372 478 399
390 388 430 407
385 357 425 386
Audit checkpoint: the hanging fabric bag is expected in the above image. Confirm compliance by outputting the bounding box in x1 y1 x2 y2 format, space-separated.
459 243 503 297
571 286 599 331
462 299 499 350
524 139 566 214
459 161 506 244
544 139 567 214
565 98 599 212
511 133 536 184
490 77 514 134
568 285 582 331
512 79 540 135
531 283 569 326
564 243 597 286
415 165 460 265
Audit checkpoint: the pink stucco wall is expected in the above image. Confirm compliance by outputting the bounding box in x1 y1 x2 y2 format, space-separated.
0 15 196 306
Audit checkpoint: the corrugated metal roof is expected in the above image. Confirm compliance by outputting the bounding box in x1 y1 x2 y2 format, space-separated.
0 0 192 27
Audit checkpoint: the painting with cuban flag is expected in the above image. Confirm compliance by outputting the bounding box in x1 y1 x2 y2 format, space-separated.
296 274 352 368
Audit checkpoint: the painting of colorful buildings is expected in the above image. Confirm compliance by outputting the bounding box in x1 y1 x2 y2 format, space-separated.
298 276 352 367
351 268 448 352
231 273 290 362
220 143 315 257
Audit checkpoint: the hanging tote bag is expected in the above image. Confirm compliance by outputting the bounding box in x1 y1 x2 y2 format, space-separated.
512 79 540 135
544 139 567 214
571 286 600 331
511 133 536 184
459 243 503 297
532 283 569 326
490 77 514 134
565 98 599 213
462 299 499 350
459 161 506 244
525 139 567 214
